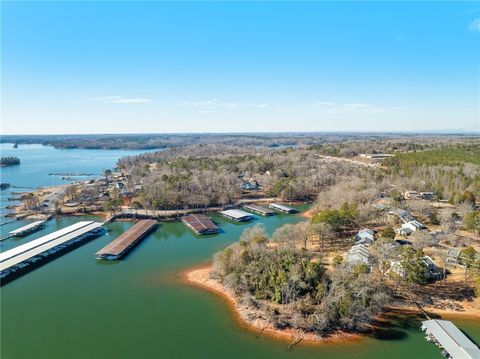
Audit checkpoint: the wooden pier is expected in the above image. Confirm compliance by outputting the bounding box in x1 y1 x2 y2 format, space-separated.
243 204 275 216
182 214 218 235
95 220 157 260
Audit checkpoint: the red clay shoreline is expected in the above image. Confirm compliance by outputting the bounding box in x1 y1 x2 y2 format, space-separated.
181 263 365 347
181 263 480 347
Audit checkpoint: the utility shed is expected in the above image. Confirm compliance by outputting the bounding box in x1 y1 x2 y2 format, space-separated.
421 319 480 359
182 214 218 235
220 209 253 222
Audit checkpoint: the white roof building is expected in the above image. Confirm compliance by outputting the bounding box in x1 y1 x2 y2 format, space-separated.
220 209 253 222
421 319 480 359
402 220 425 232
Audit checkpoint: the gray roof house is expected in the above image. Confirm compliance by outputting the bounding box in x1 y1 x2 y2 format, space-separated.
355 228 375 245
388 255 439 279
346 243 372 266
388 209 415 223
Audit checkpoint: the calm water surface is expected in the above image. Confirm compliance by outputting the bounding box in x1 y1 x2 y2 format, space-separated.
0 146 478 359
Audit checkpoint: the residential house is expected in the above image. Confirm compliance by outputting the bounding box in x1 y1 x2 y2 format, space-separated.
388 255 439 280
402 220 425 232
355 228 375 245
240 180 259 191
388 208 414 223
446 248 461 266
346 243 372 266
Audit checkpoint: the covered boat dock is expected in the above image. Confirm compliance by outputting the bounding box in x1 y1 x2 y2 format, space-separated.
243 204 275 216
421 319 480 359
1 221 104 283
220 209 253 222
95 220 157 260
9 220 46 237
268 203 297 214
182 214 218 235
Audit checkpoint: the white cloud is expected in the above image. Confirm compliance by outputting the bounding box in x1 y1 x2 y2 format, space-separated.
180 99 239 110
313 101 389 114
90 96 152 104
469 18 480 31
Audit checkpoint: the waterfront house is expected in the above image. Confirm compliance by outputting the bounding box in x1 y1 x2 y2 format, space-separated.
346 243 372 266
355 228 375 245
388 255 439 279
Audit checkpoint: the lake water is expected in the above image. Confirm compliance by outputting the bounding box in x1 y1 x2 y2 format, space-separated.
0 145 479 359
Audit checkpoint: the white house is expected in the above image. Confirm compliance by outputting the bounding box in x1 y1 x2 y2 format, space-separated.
402 220 425 232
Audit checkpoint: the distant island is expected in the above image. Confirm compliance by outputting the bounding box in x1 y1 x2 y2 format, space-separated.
0 156 20 167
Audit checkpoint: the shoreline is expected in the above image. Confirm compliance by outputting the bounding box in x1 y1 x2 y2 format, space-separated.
182 263 364 346
183 264 480 347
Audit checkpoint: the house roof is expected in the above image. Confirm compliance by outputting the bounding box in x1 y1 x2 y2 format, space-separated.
447 248 461 258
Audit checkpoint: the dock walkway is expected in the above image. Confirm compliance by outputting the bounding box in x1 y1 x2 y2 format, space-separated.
95 220 157 260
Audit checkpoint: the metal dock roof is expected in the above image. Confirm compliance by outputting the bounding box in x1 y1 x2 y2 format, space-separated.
182 214 218 234
422 319 480 359
220 209 253 221
243 204 275 216
0 221 103 273
0 221 95 263
95 220 157 259
268 203 297 213
9 220 45 236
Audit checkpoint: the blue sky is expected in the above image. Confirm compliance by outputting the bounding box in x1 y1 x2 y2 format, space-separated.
1 1 479 134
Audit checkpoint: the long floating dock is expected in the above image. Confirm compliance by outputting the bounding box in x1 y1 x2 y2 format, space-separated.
182 214 218 235
268 203 297 214
0 221 104 284
9 220 46 237
95 220 157 260
421 319 480 359
243 204 276 216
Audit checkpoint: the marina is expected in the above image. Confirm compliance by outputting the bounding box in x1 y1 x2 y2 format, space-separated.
242 204 276 216
220 209 254 222
8 220 46 237
182 214 218 235
0 221 104 283
421 319 480 359
268 203 297 214
95 219 157 260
